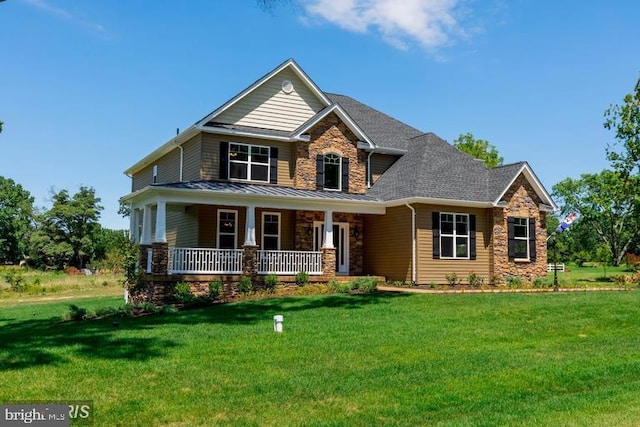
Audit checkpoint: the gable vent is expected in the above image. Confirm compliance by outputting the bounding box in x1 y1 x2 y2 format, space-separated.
282 80 294 94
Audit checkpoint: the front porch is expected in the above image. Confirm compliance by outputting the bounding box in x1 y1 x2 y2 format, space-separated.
142 246 326 276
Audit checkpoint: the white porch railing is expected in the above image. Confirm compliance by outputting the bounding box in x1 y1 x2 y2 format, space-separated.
258 250 323 275
169 248 243 274
146 248 153 273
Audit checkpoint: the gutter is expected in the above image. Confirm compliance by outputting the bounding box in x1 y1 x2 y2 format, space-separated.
405 203 417 284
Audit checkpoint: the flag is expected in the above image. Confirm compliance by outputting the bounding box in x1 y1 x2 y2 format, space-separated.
556 212 577 233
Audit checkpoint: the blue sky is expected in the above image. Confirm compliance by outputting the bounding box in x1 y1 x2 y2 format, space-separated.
1 0 639 229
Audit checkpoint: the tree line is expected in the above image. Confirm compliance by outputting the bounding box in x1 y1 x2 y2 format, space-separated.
0 180 129 271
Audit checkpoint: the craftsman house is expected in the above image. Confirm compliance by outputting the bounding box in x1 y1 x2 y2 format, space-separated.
121 58 556 292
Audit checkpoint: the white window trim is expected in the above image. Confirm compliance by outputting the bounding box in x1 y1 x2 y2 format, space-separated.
217 209 238 249
440 212 470 260
152 165 158 184
228 142 271 183
323 153 342 192
514 217 530 261
261 212 281 250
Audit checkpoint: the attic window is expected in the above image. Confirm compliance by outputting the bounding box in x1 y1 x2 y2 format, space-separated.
282 80 294 94
152 165 158 184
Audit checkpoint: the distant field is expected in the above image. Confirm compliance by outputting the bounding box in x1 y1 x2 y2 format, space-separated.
0 266 124 301
547 262 637 287
2 291 640 426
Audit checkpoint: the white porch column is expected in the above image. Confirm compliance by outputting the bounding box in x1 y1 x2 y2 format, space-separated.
322 210 334 248
244 205 256 246
154 200 167 243
129 207 137 243
140 205 152 245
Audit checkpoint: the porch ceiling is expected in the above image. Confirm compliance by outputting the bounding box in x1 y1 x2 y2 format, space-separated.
122 181 385 214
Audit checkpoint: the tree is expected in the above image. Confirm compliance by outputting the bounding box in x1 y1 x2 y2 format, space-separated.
0 120 3 133
0 177 34 263
453 132 504 167
29 187 103 269
552 170 640 266
604 76 640 177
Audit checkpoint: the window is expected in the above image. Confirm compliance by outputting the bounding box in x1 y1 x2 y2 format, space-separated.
217 210 237 249
152 165 158 184
508 217 537 261
229 143 270 182
323 153 341 191
261 212 280 250
440 213 469 259
433 212 476 260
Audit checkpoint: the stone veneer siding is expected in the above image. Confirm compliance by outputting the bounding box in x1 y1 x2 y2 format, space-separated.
492 174 548 282
294 113 367 194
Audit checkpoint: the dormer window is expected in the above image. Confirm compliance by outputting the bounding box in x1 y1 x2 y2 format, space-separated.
323 153 341 191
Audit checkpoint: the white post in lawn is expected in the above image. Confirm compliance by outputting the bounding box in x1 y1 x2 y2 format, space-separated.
140 205 152 245
244 205 256 246
155 199 167 243
322 210 334 248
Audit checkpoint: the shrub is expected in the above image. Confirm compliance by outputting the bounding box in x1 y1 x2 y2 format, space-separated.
623 253 640 271
4 269 25 292
533 277 551 288
264 274 278 293
445 273 459 286
329 280 352 294
237 276 253 294
67 304 88 321
467 272 483 287
506 276 524 288
351 276 378 293
174 282 196 304
295 271 309 286
208 280 222 299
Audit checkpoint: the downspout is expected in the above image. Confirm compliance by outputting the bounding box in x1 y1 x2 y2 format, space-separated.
366 152 373 188
405 203 417 284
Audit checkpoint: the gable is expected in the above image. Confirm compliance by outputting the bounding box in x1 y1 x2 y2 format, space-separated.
211 67 327 132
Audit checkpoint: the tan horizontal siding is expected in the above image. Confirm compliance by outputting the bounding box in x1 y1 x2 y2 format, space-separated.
370 153 399 184
166 205 198 248
198 206 246 249
363 207 412 282
200 133 294 186
182 134 201 182
215 68 324 131
415 205 492 284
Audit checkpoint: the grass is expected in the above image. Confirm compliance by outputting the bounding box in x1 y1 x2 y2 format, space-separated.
548 263 636 287
2 291 640 426
0 266 123 301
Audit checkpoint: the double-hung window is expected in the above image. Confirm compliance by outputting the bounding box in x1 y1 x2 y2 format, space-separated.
217 210 237 249
513 218 529 260
323 153 341 191
440 213 470 259
229 143 270 182
262 212 280 251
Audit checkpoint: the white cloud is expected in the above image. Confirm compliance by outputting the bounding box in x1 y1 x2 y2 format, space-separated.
21 0 107 35
301 0 466 50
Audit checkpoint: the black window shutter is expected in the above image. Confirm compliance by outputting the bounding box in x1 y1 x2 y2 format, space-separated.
341 157 350 193
469 214 477 260
432 211 440 259
529 217 537 261
269 147 278 184
507 217 516 259
219 141 229 180
316 154 324 190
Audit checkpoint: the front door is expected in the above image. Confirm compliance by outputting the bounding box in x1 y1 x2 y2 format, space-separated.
313 222 349 275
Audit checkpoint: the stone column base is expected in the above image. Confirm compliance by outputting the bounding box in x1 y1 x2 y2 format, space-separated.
322 247 336 278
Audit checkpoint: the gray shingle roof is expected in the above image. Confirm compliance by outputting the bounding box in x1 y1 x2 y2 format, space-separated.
154 180 379 202
326 93 423 151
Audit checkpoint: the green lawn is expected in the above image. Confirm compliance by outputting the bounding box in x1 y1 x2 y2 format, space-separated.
2 291 640 426
548 263 636 287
